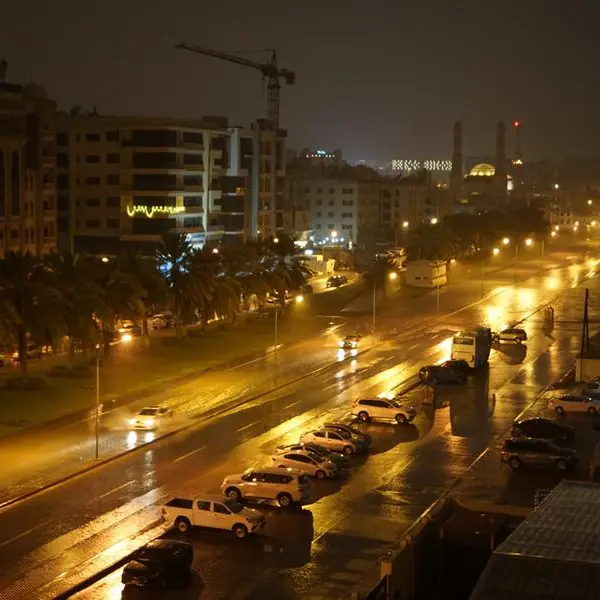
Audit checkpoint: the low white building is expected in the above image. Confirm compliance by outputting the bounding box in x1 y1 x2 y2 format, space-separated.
405 260 447 288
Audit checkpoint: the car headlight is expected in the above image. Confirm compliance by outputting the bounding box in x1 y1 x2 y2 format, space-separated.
128 418 135 425
144 418 155 426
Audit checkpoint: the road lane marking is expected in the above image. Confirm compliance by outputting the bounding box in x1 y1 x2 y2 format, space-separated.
237 420 260 433
283 400 301 410
95 479 136 500
172 445 206 464
0 518 53 549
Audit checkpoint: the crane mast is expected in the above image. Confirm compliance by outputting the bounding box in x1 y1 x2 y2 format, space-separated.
175 42 295 238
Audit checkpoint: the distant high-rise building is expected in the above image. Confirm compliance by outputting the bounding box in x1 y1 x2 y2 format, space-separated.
0 70 57 258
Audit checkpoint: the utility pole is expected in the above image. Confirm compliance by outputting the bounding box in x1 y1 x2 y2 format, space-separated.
94 344 100 460
581 288 590 356
372 278 377 334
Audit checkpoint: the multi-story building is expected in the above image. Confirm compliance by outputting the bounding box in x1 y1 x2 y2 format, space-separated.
56 115 286 253
0 69 57 258
56 113 232 254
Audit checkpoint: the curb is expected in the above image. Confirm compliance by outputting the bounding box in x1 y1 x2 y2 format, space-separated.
452 497 532 518
0 345 375 513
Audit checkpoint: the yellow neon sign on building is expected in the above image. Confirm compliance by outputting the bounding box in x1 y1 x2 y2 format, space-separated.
126 205 185 218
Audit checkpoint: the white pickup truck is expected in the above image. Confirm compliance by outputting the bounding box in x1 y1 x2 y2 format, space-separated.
161 494 265 539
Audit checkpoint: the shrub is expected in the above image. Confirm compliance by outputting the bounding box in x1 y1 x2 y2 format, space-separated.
48 365 91 379
3 376 48 391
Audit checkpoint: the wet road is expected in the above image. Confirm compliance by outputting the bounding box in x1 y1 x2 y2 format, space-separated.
0 249 589 505
0 256 598 599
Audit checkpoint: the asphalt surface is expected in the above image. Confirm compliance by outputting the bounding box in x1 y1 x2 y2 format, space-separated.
0 250 596 599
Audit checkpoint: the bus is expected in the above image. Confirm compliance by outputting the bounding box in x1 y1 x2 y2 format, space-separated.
451 326 492 368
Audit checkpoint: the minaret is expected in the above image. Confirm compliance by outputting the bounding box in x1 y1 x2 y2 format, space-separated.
495 120 506 178
450 121 463 189
513 120 522 165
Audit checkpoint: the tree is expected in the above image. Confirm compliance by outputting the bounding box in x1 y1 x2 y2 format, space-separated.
156 234 213 336
0 252 64 377
44 252 103 360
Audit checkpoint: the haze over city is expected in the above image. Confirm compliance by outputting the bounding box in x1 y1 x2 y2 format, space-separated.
3 0 600 160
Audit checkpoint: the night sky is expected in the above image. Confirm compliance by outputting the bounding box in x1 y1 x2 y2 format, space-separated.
3 0 599 161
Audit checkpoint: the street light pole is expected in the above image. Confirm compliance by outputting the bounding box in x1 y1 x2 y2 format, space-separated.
94 343 100 461
372 277 376 334
480 257 485 298
436 284 440 314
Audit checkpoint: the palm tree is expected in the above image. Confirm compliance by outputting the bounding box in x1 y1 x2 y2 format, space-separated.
44 252 103 361
0 251 64 377
157 234 213 336
117 250 167 341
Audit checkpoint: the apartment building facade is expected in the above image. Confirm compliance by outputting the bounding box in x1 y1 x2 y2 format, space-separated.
0 77 57 258
56 114 233 254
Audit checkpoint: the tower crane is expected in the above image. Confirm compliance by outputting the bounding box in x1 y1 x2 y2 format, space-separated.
174 42 295 240
174 42 295 130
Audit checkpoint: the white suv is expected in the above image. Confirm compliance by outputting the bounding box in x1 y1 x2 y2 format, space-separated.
352 398 417 424
270 449 338 479
161 494 265 539
221 467 310 508
300 429 366 455
548 394 600 415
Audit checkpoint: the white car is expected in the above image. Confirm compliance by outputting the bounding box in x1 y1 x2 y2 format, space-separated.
548 394 600 415
270 449 338 479
221 466 311 508
492 328 527 344
128 406 173 430
352 398 417 424
300 429 366 455
582 381 600 394
161 494 265 539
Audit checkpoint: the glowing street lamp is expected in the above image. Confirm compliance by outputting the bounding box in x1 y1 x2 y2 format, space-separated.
101 256 109 263
295 294 304 304
588 199 593 205
551 231 557 237
502 237 510 245
273 237 279 244
430 217 438 225
388 271 398 281
331 231 338 240
402 221 409 229
554 225 560 231
121 333 133 344
525 238 533 246
492 247 500 256
212 247 219 254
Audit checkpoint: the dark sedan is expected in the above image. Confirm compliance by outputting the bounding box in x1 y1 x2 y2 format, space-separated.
122 539 193 590
441 359 471 376
511 417 575 444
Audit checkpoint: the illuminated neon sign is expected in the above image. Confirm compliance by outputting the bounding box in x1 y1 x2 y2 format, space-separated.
126 205 185 218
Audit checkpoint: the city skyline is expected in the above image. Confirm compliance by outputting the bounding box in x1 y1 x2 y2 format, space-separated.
2 0 599 162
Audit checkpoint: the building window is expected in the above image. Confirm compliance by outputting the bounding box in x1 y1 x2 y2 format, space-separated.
316 187 322 193
85 133 101 142
328 212 334 217
106 131 119 142
304 187 310 193
106 196 120 207
85 176 101 185
85 220 101 228
315 224 322 229
106 218 120 229
342 224 353 230
342 199 353 206
86 198 100 207
86 155 100 164
106 174 120 185
341 188 354 194
329 200 334 206
106 153 120 164
316 199 322 206
342 212 353 218
185 217 202 228
183 196 202 207
328 224 334 229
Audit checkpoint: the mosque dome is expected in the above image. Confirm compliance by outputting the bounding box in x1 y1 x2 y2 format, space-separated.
469 163 496 177
22 83 48 99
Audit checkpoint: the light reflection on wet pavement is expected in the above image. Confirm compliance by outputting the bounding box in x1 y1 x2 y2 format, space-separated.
0 253 598 599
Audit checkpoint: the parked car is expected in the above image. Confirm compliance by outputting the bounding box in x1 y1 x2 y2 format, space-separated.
326 275 348 288
352 398 417 424
128 406 174 430
582 381 600 394
300 429 366 455
151 312 175 329
511 417 575 443
339 335 361 350
548 394 600 415
270 449 338 479
11 343 43 361
418 365 466 385
161 494 265 539
121 539 193 590
500 437 578 471
492 328 527 344
440 359 471 376
275 442 349 469
221 466 310 508
323 422 372 446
